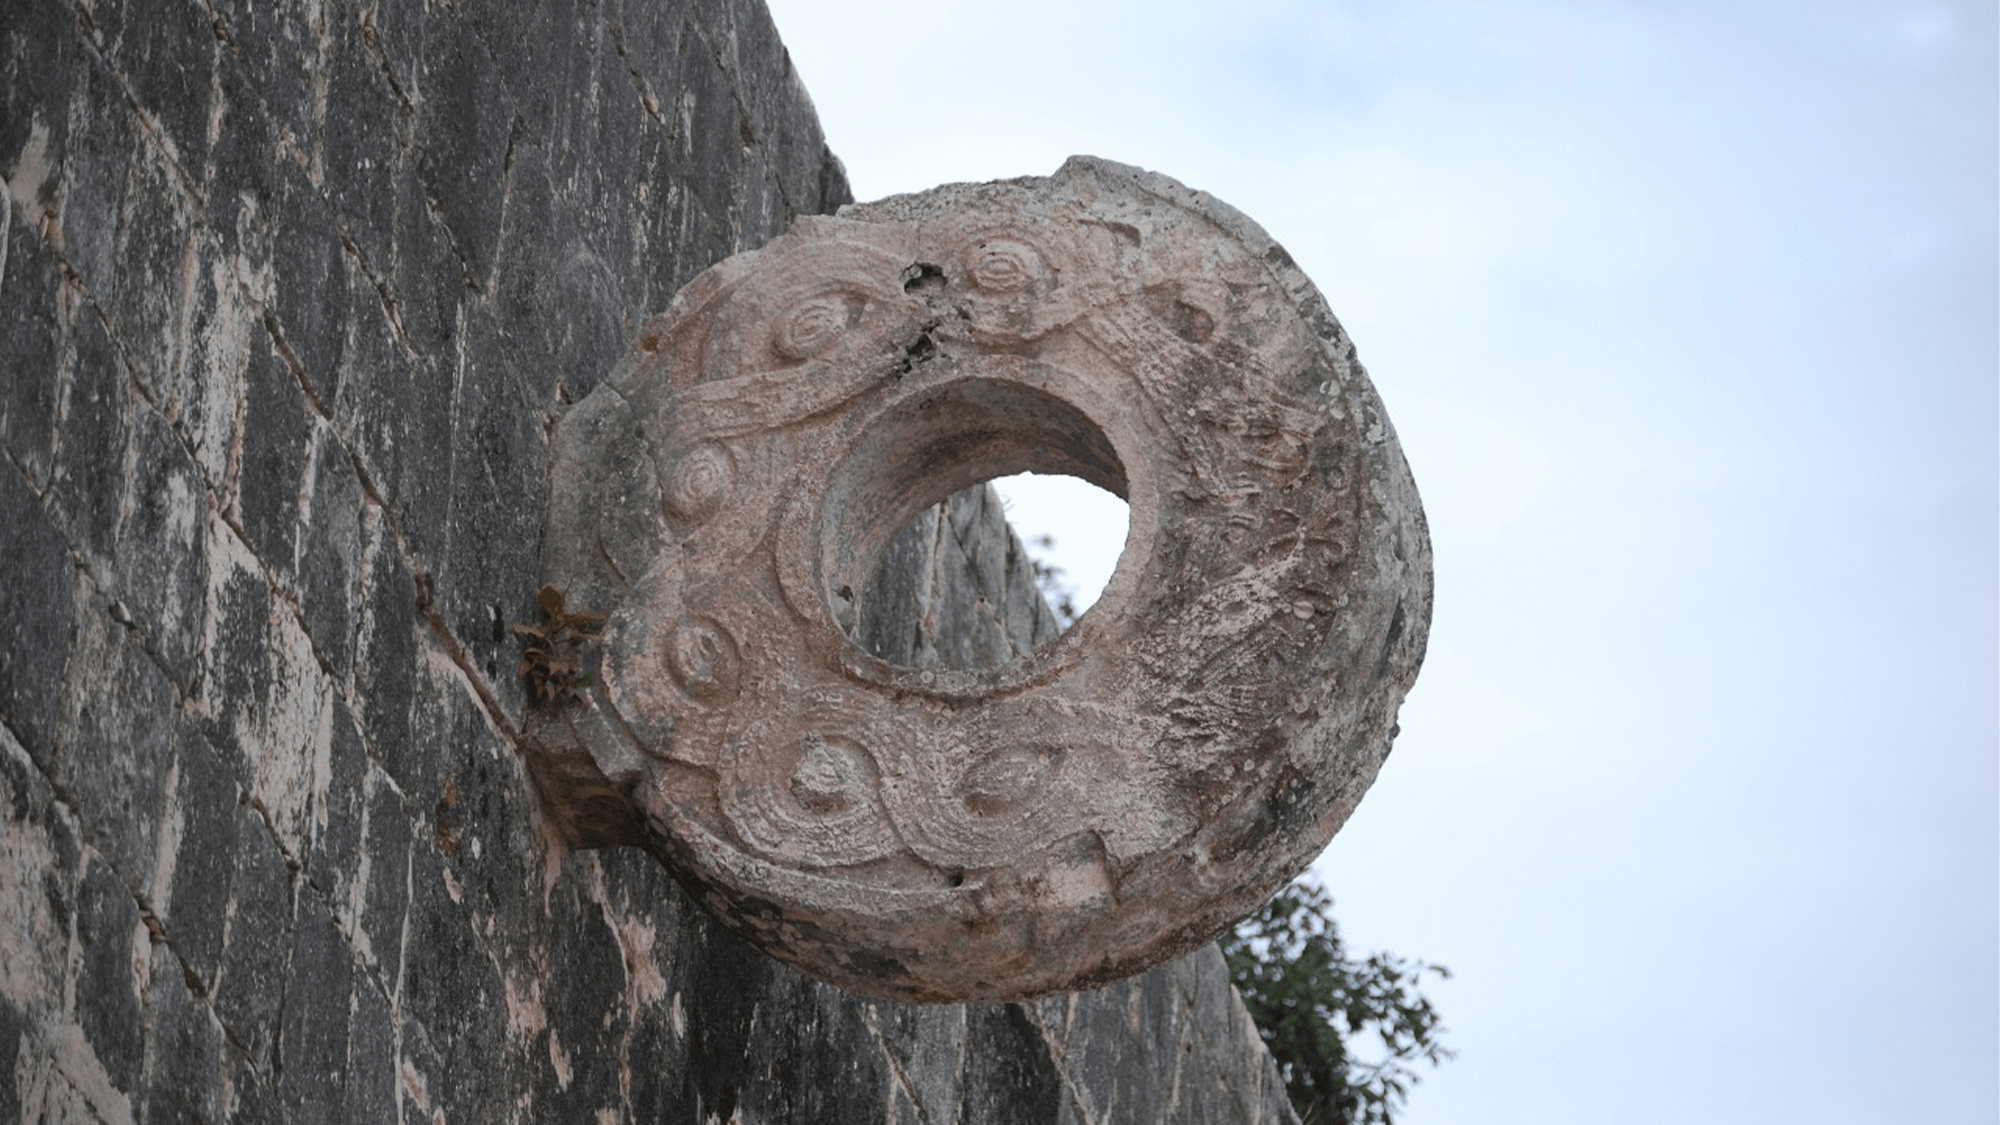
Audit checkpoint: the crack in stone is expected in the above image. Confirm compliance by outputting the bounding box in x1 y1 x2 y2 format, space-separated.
1 706 293 1096
413 175 485 298
1017 1002 1110 1125
859 1002 940 1125
353 4 416 116
258 310 329 422
333 227 418 357
604 15 669 127
67 20 208 215
484 119 521 299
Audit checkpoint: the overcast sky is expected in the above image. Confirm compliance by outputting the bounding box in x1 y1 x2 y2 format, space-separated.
760 1 1998 1119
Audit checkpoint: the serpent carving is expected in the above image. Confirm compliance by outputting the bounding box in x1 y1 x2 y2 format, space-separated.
528 157 1432 1003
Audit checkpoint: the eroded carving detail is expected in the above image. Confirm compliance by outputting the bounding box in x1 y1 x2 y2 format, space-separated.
529 157 1433 1003
662 442 734 525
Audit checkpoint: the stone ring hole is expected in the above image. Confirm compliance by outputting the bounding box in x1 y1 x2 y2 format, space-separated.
991 472 1127 621
824 372 1132 669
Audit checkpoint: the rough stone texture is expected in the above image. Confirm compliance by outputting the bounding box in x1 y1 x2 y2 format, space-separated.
536 158 1432 1002
2 0 1297 1120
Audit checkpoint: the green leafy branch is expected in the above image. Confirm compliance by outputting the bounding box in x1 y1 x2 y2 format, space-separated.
1220 875 1454 1125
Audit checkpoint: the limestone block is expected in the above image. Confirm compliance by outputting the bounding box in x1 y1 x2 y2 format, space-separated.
534 156 1432 1003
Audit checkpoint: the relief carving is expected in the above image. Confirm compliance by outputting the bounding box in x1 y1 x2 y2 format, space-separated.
527 157 1433 1003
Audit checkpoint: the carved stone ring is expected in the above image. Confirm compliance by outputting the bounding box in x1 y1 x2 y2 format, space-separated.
533 157 1432 1002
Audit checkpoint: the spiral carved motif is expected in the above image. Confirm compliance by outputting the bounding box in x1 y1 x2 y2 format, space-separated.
965 237 1045 295
532 158 1433 1003
770 290 859 361
662 442 734 525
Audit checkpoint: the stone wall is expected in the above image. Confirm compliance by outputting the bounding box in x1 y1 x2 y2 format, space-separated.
0 0 1296 1120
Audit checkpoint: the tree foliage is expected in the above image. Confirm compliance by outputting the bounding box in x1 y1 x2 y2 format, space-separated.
1220 876 1454 1125
1026 532 1081 629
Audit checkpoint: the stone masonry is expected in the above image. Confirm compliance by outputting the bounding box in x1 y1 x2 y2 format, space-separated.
1 0 1296 1121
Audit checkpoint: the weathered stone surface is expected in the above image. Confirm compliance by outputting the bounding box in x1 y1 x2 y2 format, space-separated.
55 599 175 888
345 975 398 1123
238 326 315 581
49 308 128 566
119 402 207 692
3 0 1305 1118
0 193 62 488
298 421 366 683
73 858 145 1096
98 0 217 175
162 719 243 987
0 454 73 770
140 943 227 1124
277 896 355 1122
213 802 297 1068
538 156 1432 1002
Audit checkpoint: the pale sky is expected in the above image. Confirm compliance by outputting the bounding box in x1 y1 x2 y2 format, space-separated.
760 1 1999 1120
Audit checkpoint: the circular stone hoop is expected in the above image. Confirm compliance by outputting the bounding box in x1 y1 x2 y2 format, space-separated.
533 157 1432 1003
